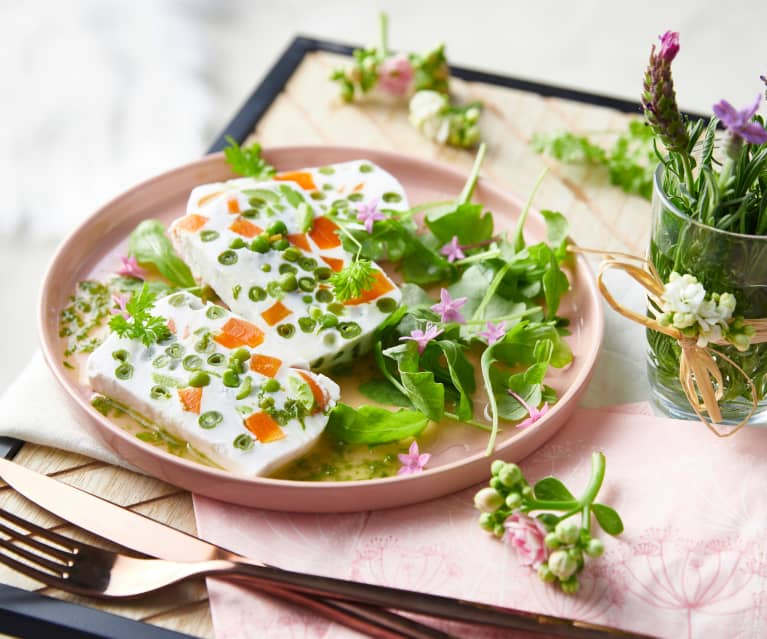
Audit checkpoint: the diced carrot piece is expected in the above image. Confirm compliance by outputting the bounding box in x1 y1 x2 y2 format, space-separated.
197 191 223 207
352 182 365 192
182 325 190 339
309 217 342 249
344 270 395 306
287 233 311 252
229 217 263 238
261 301 293 326
275 171 317 191
167 319 177 334
321 255 345 272
178 387 202 414
214 318 264 348
244 412 286 443
296 370 329 412
175 214 209 233
250 354 282 377
227 198 240 214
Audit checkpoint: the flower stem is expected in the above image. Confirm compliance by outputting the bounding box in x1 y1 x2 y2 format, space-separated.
578 451 606 532
680 152 695 196
459 142 487 205
511 168 548 253
471 263 511 322
457 307 542 326
454 248 501 266
379 12 389 57
443 411 492 431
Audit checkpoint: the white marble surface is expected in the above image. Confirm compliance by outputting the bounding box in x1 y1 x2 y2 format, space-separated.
1 0 764 387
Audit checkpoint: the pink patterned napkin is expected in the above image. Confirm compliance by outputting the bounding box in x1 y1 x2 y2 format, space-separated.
193 403 767 639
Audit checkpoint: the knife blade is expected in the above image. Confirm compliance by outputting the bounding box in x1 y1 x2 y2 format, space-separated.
0 457 451 639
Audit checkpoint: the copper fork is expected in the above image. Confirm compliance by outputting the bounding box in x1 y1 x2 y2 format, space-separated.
0 508 655 639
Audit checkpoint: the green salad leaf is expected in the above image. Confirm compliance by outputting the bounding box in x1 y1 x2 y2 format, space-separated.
223 136 276 180
128 220 196 289
327 404 429 444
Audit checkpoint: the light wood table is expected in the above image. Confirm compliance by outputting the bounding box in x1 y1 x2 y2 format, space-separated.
0 46 651 638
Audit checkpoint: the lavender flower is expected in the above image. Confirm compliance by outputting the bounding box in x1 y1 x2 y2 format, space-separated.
439 236 465 262
713 95 767 148
478 321 506 345
110 293 130 319
641 30 689 153
397 441 431 475
117 256 147 280
399 323 443 354
356 198 385 233
431 288 467 324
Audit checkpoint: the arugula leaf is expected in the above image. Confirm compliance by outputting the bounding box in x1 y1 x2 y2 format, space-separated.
223 136 276 180
383 344 445 421
435 341 475 421
493 321 573 369
542 251 569 319
330 259 377 301
327 403 429 444
128 220 195 288
358 379 414 408
108 284 171 346
539 209 570 246
425 202 494 245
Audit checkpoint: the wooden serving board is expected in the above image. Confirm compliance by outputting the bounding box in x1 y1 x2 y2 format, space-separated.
0 43 651 638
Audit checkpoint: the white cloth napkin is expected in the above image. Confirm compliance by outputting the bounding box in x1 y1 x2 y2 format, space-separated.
0 268 649 468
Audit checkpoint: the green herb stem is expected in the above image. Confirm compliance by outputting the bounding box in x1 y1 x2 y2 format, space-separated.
443 411 492 431
525 499 580 511
454 248 501 266
459 142 487 205
481 346 500 454
511 168 548 253
471 263 511 322
680 152 696 196
379 12 389 57
456 307 542 326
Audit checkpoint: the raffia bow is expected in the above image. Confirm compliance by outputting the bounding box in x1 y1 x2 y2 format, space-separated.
574 248 767 437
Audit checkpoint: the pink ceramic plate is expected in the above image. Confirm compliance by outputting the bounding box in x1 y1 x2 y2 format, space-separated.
39 147 603 512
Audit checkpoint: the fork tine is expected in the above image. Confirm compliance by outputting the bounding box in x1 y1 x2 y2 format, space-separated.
0 536 68 575
0 523 72 571
0 509 80 552
0 520 74 563
0 541 71 589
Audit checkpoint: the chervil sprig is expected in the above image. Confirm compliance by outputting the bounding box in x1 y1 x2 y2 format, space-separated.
108 284 171 346
223 136 276 180
330 259 377 302
475 453 623 594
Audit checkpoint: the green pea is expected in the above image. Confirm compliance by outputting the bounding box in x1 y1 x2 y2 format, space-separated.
200 230 219 242
309 306 323 320
266 281 284 298
359 163 373 173
250 235 271 254
267 220 287 236
280 274 298 292
248 196 266 207
347 193 364 202
248 286 267 302
327 302 344 315
263 378 281 393
331 199 348 209
339 322 362 339
240 208 259 219
218 250 238 265
322 183 334 191
165 343 185 359
206 305 227 319
278 263 297 275
261 263 272 272
222 370 240 387
376 297 397 313
302 294 313 304
382 192 402 203
111 349 129 362
233 434 255 450
320 313 338 328
298 256 317 271
315 288 334 303
183 354 204 371
232 284 242 300
198 410 223 429
168 293 186 306
207 353 226 366
232 348 250 362
188 371 210 387
315 266 332 281
277 323 295 338
298 317 316 333
229 237 247 250
259 396 275 410
272 238 290 250
310 191 326 201
152 354 170 368
115 363 134 380
228 355 245 373
298 277 316 292
318 166 335 175
150 385 171 400
236 376 252 400
282 247 300 262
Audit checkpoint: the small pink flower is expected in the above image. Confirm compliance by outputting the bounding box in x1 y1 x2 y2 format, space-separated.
378 54 414 96
508 390 550 429
657 30 680 62
431 288 467 324
397 441 431 475
504 512 549 569
440 236 465 263
110 293 130 319
356 198 386 233
478 321 506 345
399 323 443 354
116 256 146 279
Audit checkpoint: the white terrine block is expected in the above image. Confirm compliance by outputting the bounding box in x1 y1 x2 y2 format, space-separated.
87 292 339 476
170 165 406 370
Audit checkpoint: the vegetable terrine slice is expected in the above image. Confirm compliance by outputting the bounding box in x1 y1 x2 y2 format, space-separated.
87 292 339 476
170 165 406 370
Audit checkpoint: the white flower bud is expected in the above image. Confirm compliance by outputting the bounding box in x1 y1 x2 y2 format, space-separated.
474 487 504 513
719 292 736 316
498 463 522 487
537 563 556 583
554 520 580 545
548 549 578 581
505 492 522 509
732 332 752 352
586 538 604 557
672 312 696 329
